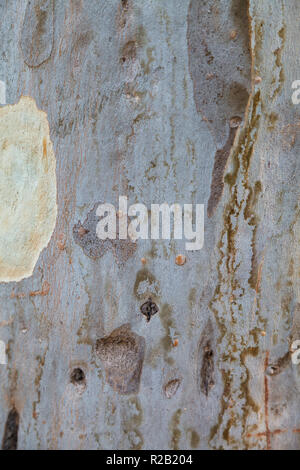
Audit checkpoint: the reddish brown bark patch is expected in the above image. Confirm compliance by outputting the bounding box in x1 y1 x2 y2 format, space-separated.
96 324 145 394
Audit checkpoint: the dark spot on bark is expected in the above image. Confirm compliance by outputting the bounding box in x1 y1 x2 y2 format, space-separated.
140 297 159 322
73 203 111 259
74 31 93 50
190 429 200 448
266 365 280 376
20 0 54 67
70 368 85 384
207 118 242 217
2 408 19 450
267 112 278 132
266 351 290 376
96 324 145 394
231 0 251 40
270 402 287 417
73 202 136 265
133 268 160 300
120 40 137 63
200 341 215 395
228 83 249 115
198 320 215 396
164 378 181 399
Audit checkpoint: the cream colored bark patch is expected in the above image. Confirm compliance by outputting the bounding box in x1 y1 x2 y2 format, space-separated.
0 96 57 282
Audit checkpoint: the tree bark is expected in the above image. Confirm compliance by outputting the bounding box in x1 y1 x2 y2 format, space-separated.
0 0 300 450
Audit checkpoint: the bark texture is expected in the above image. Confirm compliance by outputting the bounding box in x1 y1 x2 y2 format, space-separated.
0 0 300 450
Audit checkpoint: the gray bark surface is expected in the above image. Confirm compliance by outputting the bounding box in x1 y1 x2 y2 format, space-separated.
0 0 300 450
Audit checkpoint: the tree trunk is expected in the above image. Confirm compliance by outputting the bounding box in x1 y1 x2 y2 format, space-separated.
0 0 300 450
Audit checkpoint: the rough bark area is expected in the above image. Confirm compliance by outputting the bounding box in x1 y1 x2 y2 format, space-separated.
0 0 300 450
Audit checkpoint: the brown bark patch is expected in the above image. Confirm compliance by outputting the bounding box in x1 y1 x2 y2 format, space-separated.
96 324 145 394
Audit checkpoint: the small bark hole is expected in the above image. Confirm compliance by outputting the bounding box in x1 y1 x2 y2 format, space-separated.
140 297 159 322
71 368 85 384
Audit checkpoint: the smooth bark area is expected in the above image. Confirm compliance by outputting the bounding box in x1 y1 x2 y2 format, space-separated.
0 0 300 450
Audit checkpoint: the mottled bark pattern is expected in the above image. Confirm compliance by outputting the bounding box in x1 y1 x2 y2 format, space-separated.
0 0 300 450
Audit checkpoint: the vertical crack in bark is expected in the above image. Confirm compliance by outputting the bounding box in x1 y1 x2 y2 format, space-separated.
207 118 242 218
198 320 215 397
2 408 19 450
200 341 215 396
